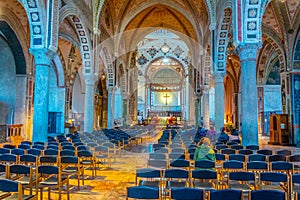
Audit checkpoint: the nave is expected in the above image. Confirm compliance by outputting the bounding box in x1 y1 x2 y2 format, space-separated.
0 127 300 199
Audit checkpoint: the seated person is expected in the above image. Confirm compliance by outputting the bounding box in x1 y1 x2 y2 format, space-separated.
217 127 229 143
229 129 240 143
194 137 216 162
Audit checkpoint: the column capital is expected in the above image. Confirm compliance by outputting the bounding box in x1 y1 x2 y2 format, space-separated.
212 72 226 83
93 28 101 35
236 43 262 62
108 87 116 94
30 48 55 66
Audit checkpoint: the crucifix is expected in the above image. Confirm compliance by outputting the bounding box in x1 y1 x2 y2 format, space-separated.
163 93 170 105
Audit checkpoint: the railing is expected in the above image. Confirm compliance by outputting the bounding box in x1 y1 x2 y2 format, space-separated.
7 124 23 142
150 106 181 112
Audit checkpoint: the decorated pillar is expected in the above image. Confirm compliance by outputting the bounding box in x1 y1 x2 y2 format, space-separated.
144 84 149 119
202 86 210 130
31 48 53 142
237 44 261 146
213 73 225 133
107 87 116 129
83 75 95 133
185 76 190 123
195 94 201 128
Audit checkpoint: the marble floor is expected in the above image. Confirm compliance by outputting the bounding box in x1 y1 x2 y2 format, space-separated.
3 132 300 199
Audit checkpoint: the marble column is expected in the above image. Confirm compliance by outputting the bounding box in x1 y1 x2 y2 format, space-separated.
237 44 261 146
144 84 149 119
195 94 201 128
14 75 27 125
233 92 239 129
203 86 210 129
185 77 190 123
107 87 115 129
31 49 53 142
83 77 95 133
213 73 225 133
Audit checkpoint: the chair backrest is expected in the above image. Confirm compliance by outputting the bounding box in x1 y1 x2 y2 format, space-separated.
271 161 293 172
223 160 244 171
169 159 190 168
246 145 259 150
27 148 42 156
127 186 159 199
257 149 273 155
276 150 292 156
9 164 31 175
230 145 243 150
0 148 10 154
60 150 75 156
38 165 59 175
20 154 37 165
247 161 268 171
21 141 32 146
289 154 300 162
39 155 58 165
250 190 285 200
268 155 286 162
229 171 255 181
18 144 31 150
0 154 17 163
60 156 79 164
164 169 189 179
32 144 45 150
149 153 167 160
44 149 59 156
62 145 75 151
260 172 287 183
210 189 242 200
147 159 168 169
0 179 20 192
221 148 236 155
195 160 215 169
192 169 217 180
3 144 16 149
248 154 266 162
171 188 203 200
238 149 253 155
168 153 185 160
229 154 246 162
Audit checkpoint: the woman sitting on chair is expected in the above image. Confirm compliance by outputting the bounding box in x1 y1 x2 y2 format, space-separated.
194 137 216 162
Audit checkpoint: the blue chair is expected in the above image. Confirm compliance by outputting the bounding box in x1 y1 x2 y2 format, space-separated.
149 153 168 160
248 154 266 162
3 144 16 149
0 154 17 165
20 154 38 167
0 148 10 154
60 150 75 156
0 179 36 199
37 165 70 200
259 172 287 191
238 149 253 155
27 148 42 156
191 169 217 190
246 145 259 151
0 163 7 179
32 144 45 150
170 187 204 200
78 150 95 177
21 141 32 146
168 153 185 160
277 150 291 156
11 148 25 155
228 172 255 191
229 154 246 162
136 168 161 188
44 149 59 156
18 144 31 150
247 161 268 173
39 155 58 165
169 159 190 169
148 159 168 169
210 189 242 200
60 156 84 189
268 155 286 162
164 169 189 189
126 186 160 199
257 149 273 155
250 190 285 200
195 160 215 169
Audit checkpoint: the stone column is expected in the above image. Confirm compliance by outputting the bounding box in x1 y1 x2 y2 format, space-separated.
233 92 239 129
107 87 115 129
213 73 225 133
144 84 149 119
31 49 53 142
83 76 95 133
203 86 210 129
195 94 201 128
185 77 190 123
14 75 27 125
237 44 261 146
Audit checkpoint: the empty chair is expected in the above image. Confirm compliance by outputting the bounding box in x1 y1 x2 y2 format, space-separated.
170 188 204 200
21 141 32 146
228 171 255 191
257 149 273 155
195 160 215 169
60 150 75 156
148 159 168 169
164 169 189 189
27 148 42 156
0 179 36 200
11 148 25 155
0 148 10 154
221 148 236 155
149 153 167 160
248 154 266 162
136 168 161 188
0 154 17 165
289 154 300 172
191 169 217 190
259 172 287 191
32 144 44 150
250 190 285 200
292 174 300 199
20 154 38 167
0 163 7 179
209 189 242 200
238 149 253 155
277 149 292 156
230 145 244 150
60 156 84 189
126 186 160 199
268 155 286 162
215 144 228 151
44 149 59 156
229 154 246 162
169 153 185 160
169 159 190 169
155 147 169 154
247 161 268 173
18 144 31 150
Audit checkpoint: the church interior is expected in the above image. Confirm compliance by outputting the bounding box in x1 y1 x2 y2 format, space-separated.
0 0 300 199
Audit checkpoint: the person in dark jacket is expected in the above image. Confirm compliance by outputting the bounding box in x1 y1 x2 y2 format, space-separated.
217 127 229 143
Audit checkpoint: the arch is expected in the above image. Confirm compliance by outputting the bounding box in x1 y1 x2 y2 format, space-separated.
215 8 232 72
59 8 93 76
53 51 66 88
117 60 127 94
293 29 300 67
20 0 45 47
99 47 114 87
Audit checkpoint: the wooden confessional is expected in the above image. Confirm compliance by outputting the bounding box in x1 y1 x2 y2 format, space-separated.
269 114 290 145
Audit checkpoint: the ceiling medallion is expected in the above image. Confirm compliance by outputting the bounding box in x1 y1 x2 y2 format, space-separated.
173 45 184 58
137 54 149 66
147 46 158 58
161 43 171 54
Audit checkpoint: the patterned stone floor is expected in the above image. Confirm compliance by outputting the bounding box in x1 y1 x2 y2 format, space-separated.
3 132 300 199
